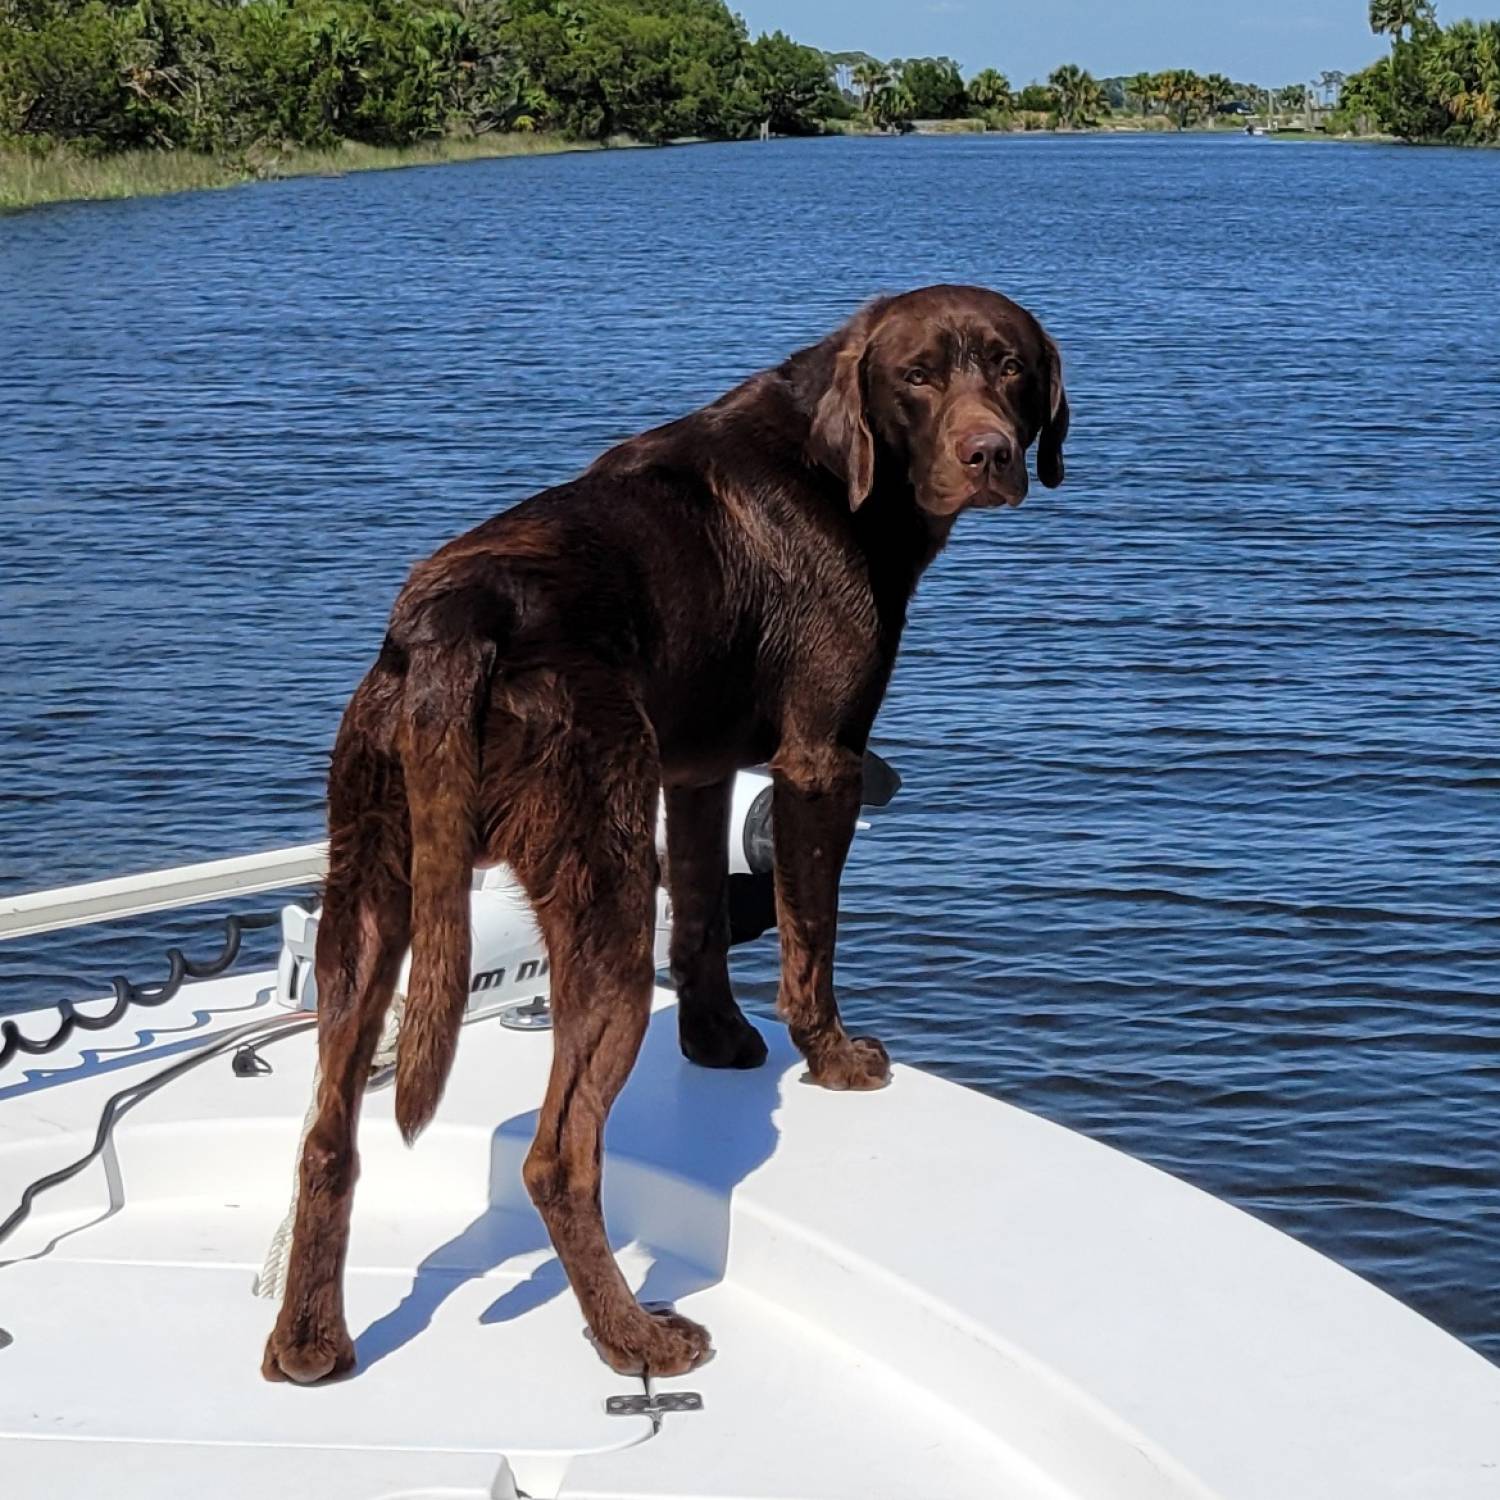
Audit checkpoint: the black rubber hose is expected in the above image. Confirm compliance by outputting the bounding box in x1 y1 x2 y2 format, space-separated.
0 1012 316 1252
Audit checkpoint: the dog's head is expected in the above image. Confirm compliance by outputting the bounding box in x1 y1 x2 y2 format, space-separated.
808 285 1068 516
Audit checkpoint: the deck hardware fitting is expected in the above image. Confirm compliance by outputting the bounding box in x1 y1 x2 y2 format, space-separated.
497 996 552 1032
605 1390 703 1416
231 1042 273 1077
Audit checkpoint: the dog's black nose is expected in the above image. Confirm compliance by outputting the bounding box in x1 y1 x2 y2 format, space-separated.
959 432 1013 469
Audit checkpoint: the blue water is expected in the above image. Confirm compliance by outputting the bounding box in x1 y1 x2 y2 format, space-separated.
2 134 1498 1362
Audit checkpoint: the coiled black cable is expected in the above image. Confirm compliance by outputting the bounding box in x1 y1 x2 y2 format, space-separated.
0 911 281 1073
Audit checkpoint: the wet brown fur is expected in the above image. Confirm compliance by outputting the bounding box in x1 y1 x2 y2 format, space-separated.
262 285 1068 1383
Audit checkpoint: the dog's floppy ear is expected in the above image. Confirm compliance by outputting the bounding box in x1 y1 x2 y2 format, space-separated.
1038 333 1069 490
808 298 888 510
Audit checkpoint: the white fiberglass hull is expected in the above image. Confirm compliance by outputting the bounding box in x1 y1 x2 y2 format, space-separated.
3 965 1498 1500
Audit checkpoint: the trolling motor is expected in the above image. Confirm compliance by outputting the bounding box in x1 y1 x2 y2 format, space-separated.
275 753 901 1024
727 749 901 945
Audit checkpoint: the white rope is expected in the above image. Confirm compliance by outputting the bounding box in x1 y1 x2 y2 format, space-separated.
253 993 406 1300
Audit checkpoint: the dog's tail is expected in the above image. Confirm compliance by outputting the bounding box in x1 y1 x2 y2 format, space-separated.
391 588 502 1144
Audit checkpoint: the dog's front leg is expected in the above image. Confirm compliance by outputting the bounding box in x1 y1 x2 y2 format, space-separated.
770 740 890 1090
666 779 769 1070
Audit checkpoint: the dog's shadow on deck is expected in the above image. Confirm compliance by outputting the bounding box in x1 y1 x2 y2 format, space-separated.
352 1000 787 1372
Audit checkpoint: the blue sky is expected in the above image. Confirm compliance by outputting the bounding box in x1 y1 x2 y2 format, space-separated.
735 1 1500 86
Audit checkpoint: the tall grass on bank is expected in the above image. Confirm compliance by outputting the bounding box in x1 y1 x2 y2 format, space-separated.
0 132 597 212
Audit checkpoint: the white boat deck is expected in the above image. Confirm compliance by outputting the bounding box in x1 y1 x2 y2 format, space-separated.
3 968 1499 1499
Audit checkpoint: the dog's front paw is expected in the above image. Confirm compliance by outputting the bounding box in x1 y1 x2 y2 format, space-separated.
806 1034 890 1091
590 1304 714 1377
679 1005 769 1070
262 1322 356 1385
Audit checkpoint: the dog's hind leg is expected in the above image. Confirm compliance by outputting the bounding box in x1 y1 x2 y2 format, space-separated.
505 684 713 1377
263 670 412 1384
665 779 768 1070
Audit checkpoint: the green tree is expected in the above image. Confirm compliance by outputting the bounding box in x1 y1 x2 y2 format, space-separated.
966 65 1009 112
1048 62 1107 127
1422 16 1500 139
744 29 833 136
1369 0 1437 48
1339 43 1446 138
899 55 966 117
0 0 135 146
1201 71 1234 118
869 78 914 132
1154 67 1205 128
506 0 754 144
1125 69 1156 116
851 56 887 111
1369 0 1438 115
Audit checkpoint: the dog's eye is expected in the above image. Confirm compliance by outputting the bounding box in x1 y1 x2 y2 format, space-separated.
904 368 930 387
999 356 1024 378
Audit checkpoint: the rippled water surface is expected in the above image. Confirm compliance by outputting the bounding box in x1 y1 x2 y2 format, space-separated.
3 135 1498 1360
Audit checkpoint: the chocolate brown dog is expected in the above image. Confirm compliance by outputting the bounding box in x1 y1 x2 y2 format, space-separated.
262 284 1068 1383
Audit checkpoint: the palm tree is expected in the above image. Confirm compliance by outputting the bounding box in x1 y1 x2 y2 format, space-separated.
1086 74 1110 123
1155 68 1202 129
852 59 890 113
1426 18 1500 138
1478 21 1500 138
1369 0 1436 46
1202 72 1234 120
1048 63 1083 123
1126 70 1156 116
1048 63 1107 127
870 80 915 132
1370 0 1438 96
968 67 1011 112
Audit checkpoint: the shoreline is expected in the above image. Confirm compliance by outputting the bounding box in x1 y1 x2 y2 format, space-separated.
3 119 1471 214
904 119 1401 143
0 133 610 214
